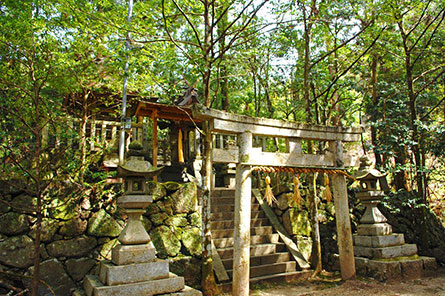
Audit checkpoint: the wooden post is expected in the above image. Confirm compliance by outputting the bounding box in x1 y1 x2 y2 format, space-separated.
152 110 158 181
330 140 356 280
90 119 96 150
233 131 252 296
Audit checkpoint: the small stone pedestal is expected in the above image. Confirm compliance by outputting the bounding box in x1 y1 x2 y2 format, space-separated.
352 156 437 281
84 153 201 296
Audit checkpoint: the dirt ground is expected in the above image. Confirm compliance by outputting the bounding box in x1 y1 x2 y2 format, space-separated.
245 269 445 296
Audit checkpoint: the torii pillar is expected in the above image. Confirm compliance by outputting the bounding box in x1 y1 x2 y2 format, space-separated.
233 131 252 296
330 140 356 280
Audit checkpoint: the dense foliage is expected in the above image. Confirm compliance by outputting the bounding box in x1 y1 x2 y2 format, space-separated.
0 0 443 294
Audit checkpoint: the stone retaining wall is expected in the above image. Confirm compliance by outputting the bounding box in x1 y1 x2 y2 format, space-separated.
0 181 203 295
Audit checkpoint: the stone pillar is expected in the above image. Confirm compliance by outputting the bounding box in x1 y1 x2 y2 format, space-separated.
330 141 356 280
233 131 252 296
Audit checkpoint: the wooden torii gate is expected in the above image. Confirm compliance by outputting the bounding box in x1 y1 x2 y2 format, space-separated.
193 106 362 296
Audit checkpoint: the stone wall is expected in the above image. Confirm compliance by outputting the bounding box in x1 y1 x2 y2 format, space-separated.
0 181 203 295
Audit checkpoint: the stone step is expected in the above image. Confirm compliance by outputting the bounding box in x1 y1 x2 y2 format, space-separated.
210 218 270 230
227 261 297 278
157 285 203 296
354 243 417 259
221 252 291 269
212 226 273 239
84 273 185 296
210 204 260 213
214 234 279 249
211 188 236 198
210 195 256 205
218 270 312 293
217 243 286 259
210 211 265 221
99 260 168 286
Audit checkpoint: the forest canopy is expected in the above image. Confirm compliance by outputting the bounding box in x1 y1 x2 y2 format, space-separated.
0 0 444 210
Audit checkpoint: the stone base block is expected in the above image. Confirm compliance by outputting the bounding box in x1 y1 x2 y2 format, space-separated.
420 256 438 277
111 243 156 265
354 244 417 259
400 259 423 280
354 256 437 281
84 273 185 296
353 233 404 248
99 259 169 285
357 223 392 236
158 285 203 296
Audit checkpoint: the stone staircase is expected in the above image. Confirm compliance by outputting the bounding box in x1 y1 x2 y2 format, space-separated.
210 188 310 290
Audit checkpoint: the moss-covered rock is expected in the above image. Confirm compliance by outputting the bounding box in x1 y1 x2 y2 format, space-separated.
142 216 152 232
98 238 119 260
66 257 96 282
181 226 202 256
0 212 28 235
147 181 167 201
169 182 198 214
11 194 36 213
145 203 160 216
165 215 188 228
59 217 87 237
49 199 77 221
150 225 181 258
188 212 202 228
283 208 311 236
46 236 97 258
150 212 168 225
294 235 312 261
28 258 76 295
0 235 34 268
0 200 11 214
30 218 59 242
163 181 181 192
87 209 122 237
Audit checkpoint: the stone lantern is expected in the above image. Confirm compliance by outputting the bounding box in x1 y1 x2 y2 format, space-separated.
85 146 202 295
355 155 388 226
353 155 418 262
116 151 163 245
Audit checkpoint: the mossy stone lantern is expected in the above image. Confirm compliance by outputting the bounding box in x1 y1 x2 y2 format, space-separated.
355 155 388 224
117 145 163 245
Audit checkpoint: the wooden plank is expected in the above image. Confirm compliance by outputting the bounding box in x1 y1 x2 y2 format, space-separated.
211 119 361 142
211 240 230 282
152 110 158 182
252 189 311 270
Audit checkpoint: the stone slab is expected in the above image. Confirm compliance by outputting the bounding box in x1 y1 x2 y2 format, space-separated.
84 274 185 296
420 256 438 277
354 244 417 259
354 256 435 282
400 259 423 280
157 285 203 296
111 243 156 265
353 233 404 248
367 259 402 281
357 223 392 236
99 260 169 286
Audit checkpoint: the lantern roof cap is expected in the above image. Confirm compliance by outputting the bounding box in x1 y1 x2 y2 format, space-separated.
355 155 387 180
118 156 163 177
